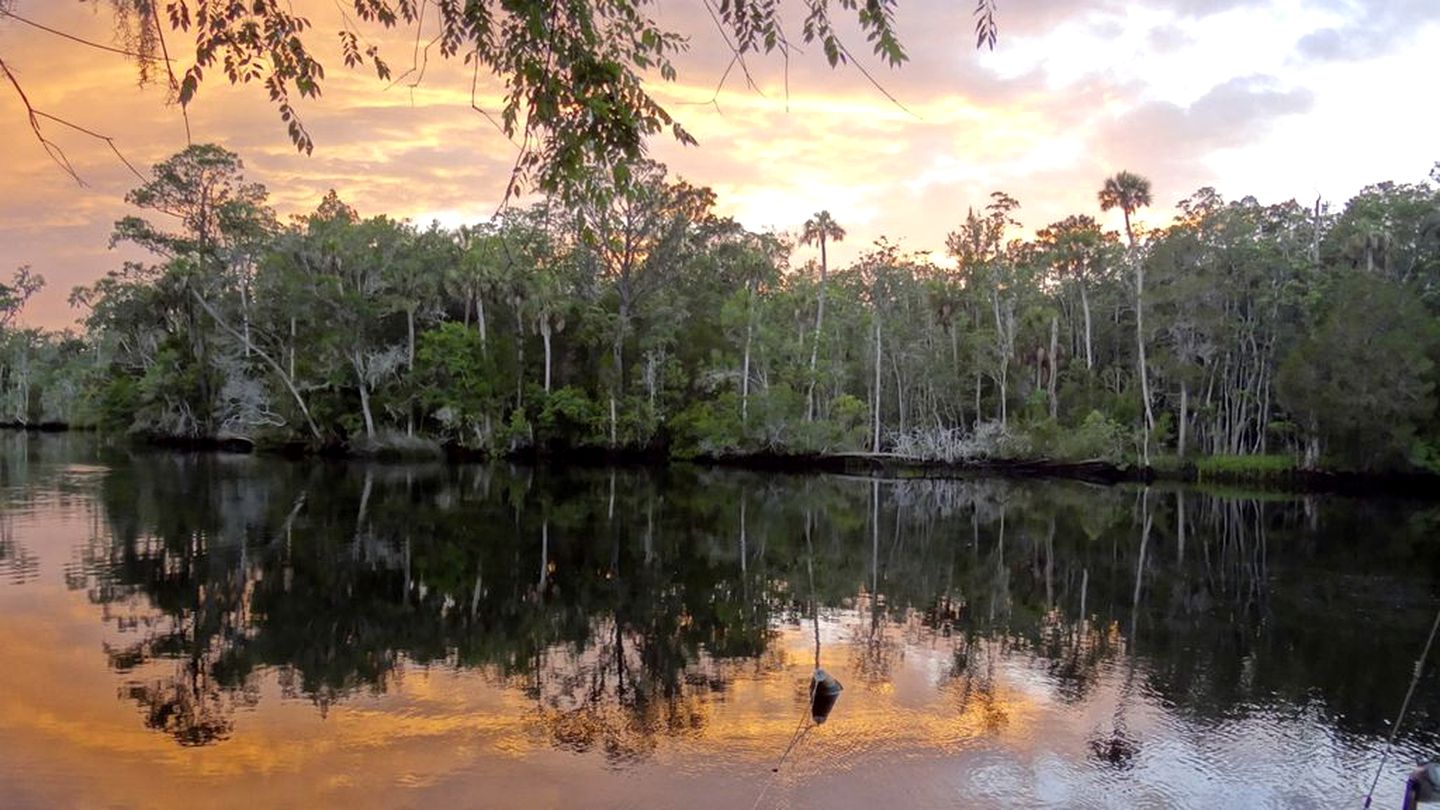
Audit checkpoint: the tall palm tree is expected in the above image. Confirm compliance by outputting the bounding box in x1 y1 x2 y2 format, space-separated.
800 210 846 422
1098 171 1151 249
1099 170 1155 462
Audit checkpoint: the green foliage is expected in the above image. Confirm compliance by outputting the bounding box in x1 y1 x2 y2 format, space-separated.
537 386 604 447
96 375 140 433
414 323 497 446
501 408 533 452
1277 272 1438 469
1194 455 1296 482
670 394 745 458
1028 411 1132 463
13 143 1439 478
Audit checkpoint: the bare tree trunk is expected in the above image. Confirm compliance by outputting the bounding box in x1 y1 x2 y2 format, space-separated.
1048 315 1059 419
476 293 488 357
514 300 525 408
406 308 416 369
807 237 828 422
742 281 754 424
540 319 553 392
1080 282 1093 369
1134 258 1153 465
352 351 375 440
240 281 252 358
872 316 882 453
1178 380 1189 458
609 395 618 447
974 373 981 428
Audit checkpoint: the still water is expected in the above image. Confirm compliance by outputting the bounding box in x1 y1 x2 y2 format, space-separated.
1 432 1438 808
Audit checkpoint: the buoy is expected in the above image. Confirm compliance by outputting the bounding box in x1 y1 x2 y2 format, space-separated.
810 668 843 725
1404 762 1440 809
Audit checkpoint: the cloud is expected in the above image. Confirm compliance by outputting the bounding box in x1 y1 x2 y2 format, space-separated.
1 0 1435 330
1094 75 1312 177
1296 0 1440 61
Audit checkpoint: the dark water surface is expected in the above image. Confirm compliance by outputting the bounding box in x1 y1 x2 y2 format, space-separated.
2 432 1439 808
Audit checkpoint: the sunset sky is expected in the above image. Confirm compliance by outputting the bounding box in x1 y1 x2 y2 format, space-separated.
1 0 1437 329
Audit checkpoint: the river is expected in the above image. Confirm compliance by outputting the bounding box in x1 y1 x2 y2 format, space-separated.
1 432 1437 808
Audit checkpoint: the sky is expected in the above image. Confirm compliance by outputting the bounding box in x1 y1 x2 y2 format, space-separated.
1 0 1438 329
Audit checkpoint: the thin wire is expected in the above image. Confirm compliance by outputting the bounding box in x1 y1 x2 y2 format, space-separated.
1364 602 1440 808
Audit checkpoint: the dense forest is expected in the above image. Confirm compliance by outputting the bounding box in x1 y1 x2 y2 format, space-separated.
2 145 1438 471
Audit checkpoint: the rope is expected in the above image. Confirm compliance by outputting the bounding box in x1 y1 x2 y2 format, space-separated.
751 678 818 810
1364 602 1440 808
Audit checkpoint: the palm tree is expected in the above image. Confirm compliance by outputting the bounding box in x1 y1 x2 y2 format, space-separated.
800 210 846 421
1099 170 1155 462
1098 171 1151 249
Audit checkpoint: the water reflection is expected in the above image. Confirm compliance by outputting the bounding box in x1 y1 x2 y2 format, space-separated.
2 433 1440 806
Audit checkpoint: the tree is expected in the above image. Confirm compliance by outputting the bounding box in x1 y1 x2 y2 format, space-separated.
1099 170 1154 461
1277 272 1437 469
575 160 714 441
1035 215 1107 371
801 210 847 422
2 1 999 199
103 145 280 437
1098 171 1152 251
947 192 1020 427
0 266 43 331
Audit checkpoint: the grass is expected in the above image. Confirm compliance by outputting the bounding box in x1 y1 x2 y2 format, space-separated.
1193 454 1296 477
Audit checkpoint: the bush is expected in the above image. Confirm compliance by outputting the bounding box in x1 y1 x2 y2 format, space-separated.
1053 411 1130 463
536 386 603 446
669 394 744 458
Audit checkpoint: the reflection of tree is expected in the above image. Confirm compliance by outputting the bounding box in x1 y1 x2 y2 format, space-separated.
0 510 39 585
46 449 1440 755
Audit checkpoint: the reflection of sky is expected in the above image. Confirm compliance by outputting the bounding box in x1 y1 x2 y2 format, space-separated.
0 461 1428 809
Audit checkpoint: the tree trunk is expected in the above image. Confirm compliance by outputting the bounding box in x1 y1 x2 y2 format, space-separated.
807 237 828 422
974 373 981 428
191 289 321 441
352 352 375 440
1178 380 1189 458
406 307 416 369
872 316 882 453
742 280 755 424
1134 257 1154 464
475 292 489 359
1048 315 1059 419
1080 282 1093 369
540 318 552 393
240 281 252 358
514 301 525 407
613 298 629 398
892 354 905 436
609 395 618 447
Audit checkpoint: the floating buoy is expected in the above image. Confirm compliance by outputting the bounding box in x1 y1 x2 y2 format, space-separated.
1405 762 1440 809
810 668 843 725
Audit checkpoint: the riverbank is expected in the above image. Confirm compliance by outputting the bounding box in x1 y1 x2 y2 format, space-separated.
6 425 1437 498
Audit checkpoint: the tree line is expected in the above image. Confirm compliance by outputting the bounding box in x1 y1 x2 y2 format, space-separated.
2 144 1438 470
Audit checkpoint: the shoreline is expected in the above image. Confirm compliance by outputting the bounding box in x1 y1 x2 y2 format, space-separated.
6 424 1437 498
